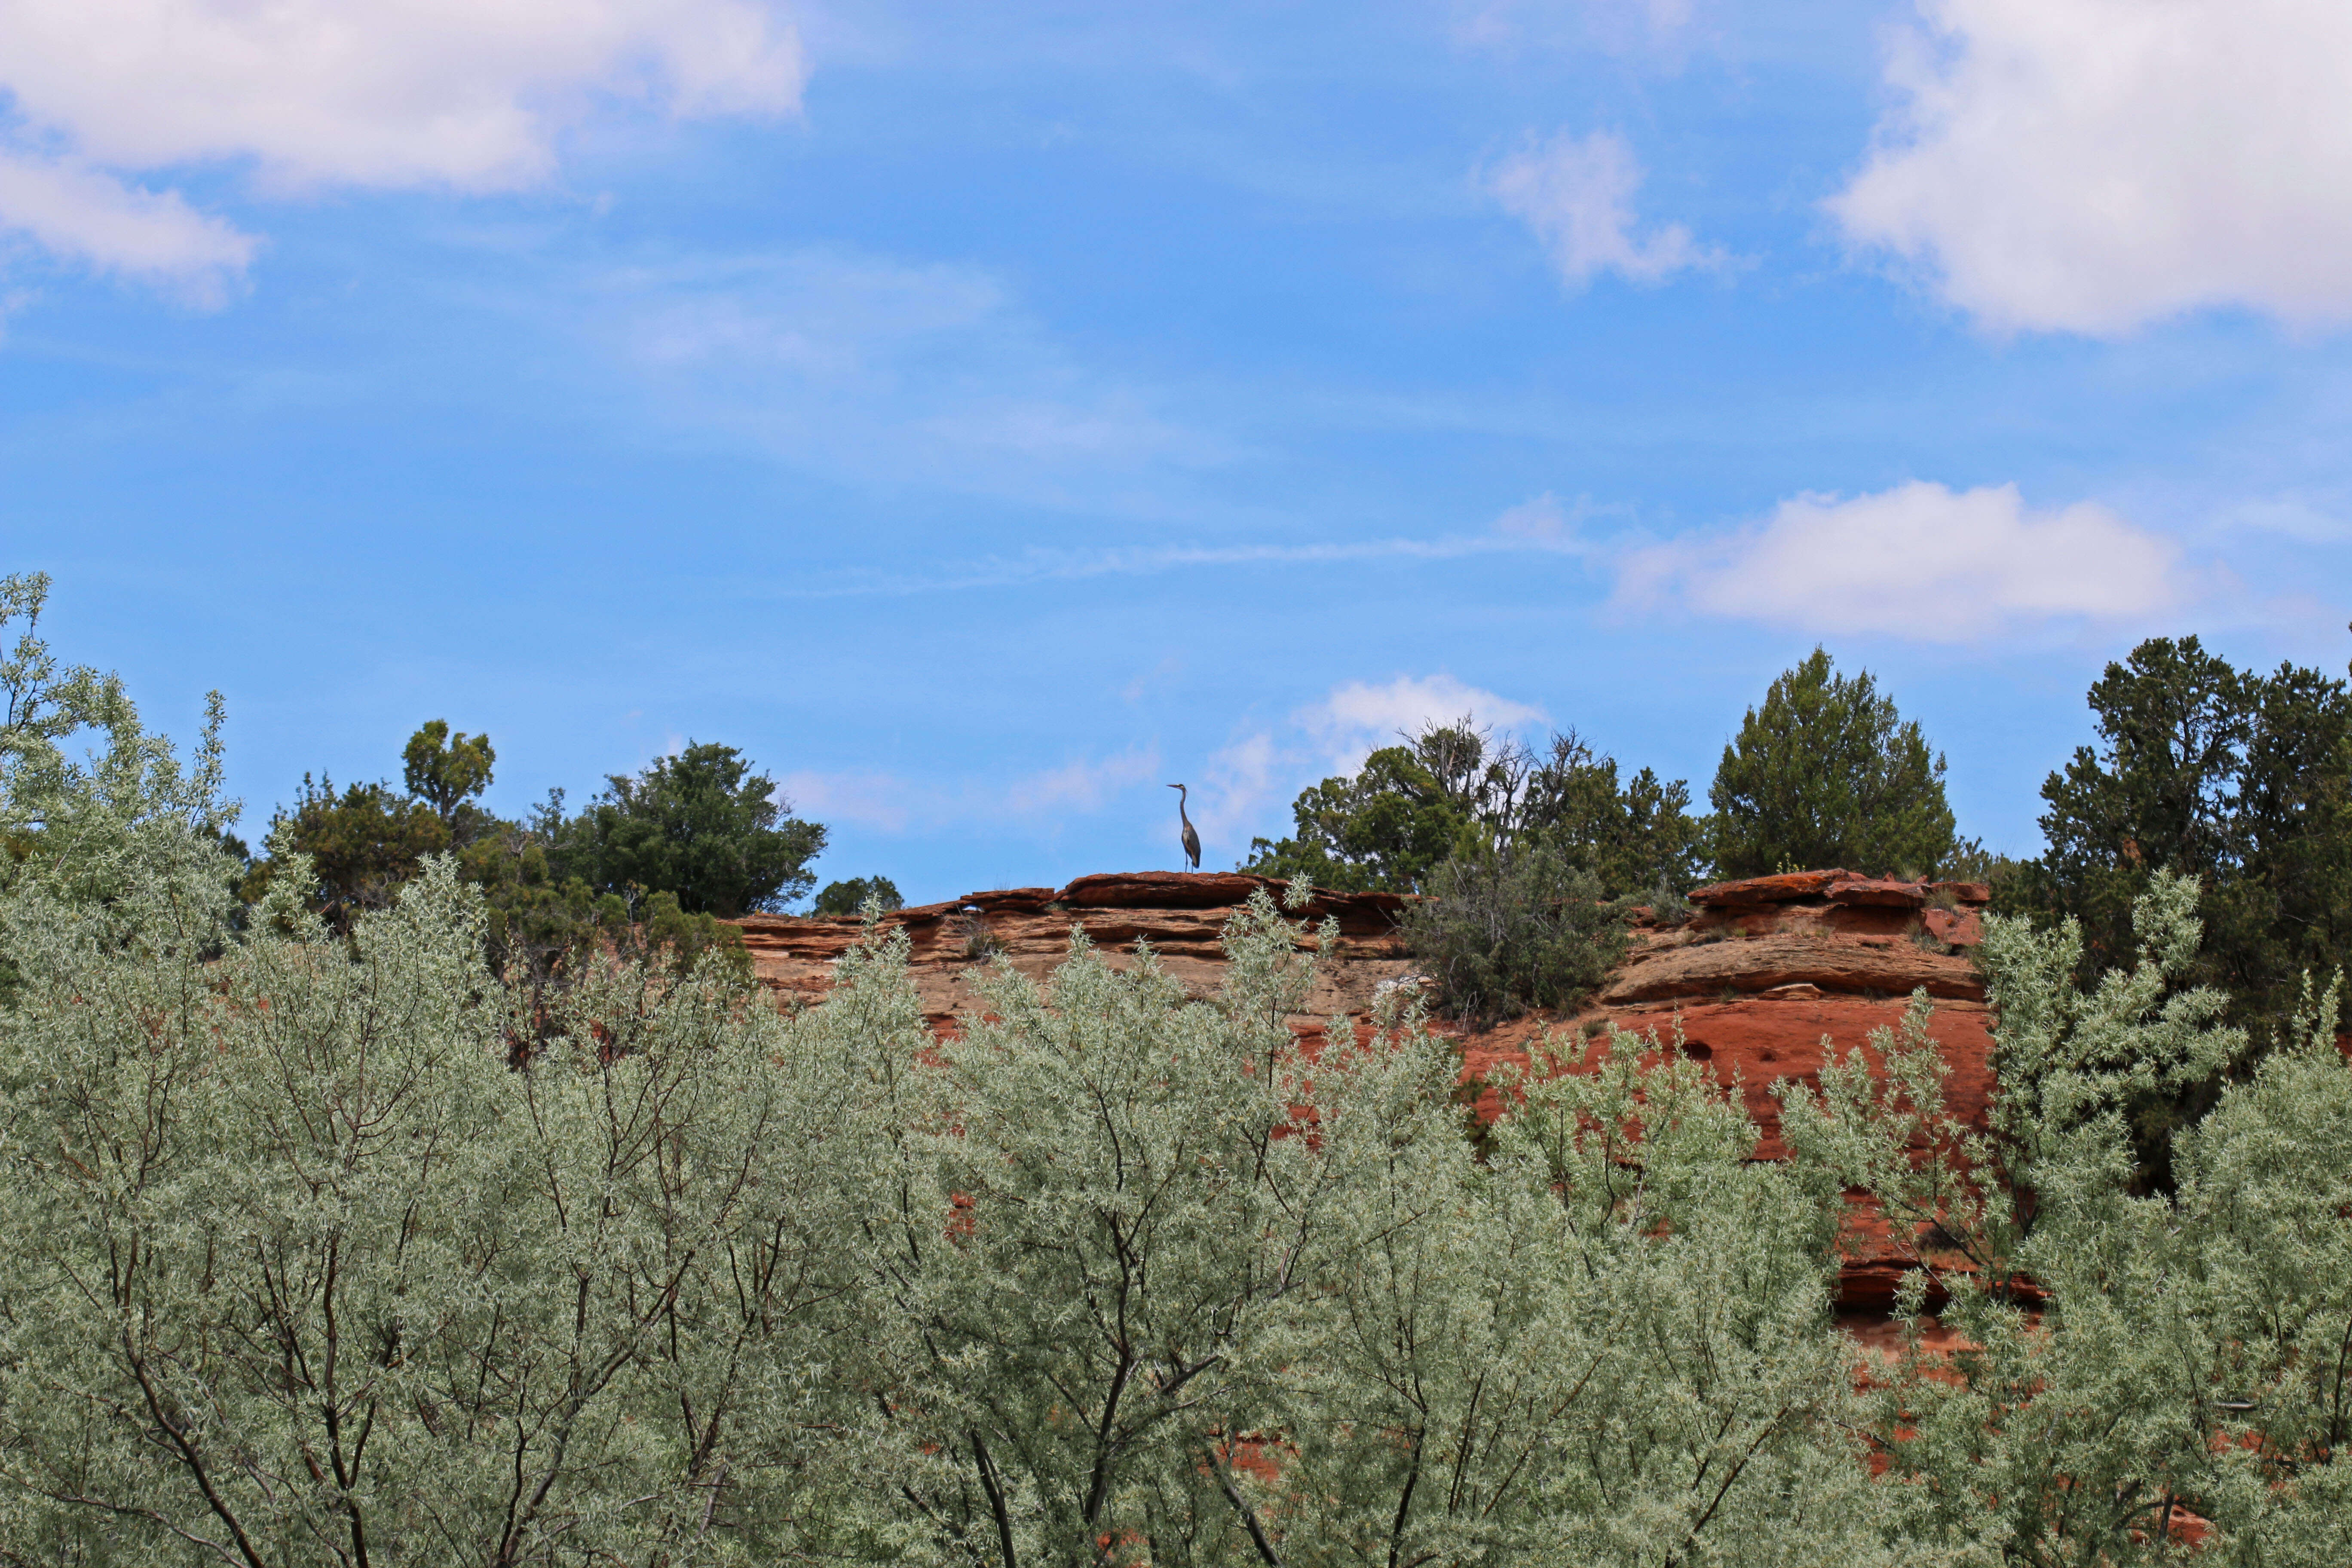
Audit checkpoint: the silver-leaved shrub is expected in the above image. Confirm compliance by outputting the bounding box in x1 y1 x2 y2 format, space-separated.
1 588 2347 1565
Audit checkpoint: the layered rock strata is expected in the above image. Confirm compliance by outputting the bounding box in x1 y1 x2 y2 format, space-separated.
732 871 1415 1029
731 868 1995 1306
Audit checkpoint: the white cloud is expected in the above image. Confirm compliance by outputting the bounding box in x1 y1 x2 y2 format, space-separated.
0 151 256 300
1831 0 2352 334
0 0 804 190
0 0 803 291
1623 480 2186 641
1300 675 1547 767
1487 129 1704 290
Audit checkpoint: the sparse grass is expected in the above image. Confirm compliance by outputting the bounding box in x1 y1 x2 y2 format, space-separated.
949 910 1006 960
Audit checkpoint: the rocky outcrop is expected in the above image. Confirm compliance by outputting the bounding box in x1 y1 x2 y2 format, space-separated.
1598 933 1983 1006
730 868 1996 1308
1453 993 1993 1161
732 873 1415 1029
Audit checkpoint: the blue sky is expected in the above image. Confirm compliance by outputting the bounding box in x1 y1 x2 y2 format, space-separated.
3 0 2349 903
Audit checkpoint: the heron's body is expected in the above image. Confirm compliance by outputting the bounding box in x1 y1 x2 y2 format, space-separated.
1170 784 1201 870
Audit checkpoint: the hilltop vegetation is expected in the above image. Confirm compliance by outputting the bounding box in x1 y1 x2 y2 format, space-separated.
1251 640 2352 1050
229 675 897 992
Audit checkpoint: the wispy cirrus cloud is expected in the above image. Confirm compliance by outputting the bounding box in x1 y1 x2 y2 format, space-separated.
727 492 1597 600
1005 745 1164 815
777 769 933 836
591 247 1221 502
1453 0 1697 53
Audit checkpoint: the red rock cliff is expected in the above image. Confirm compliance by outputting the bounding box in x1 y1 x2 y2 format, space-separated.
732 868 1995 1307
732 871 1418 1026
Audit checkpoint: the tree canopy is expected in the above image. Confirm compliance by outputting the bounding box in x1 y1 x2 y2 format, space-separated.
814 873 903 916
1709 646 1957 879
243 725 823 983
557 741 825 919
1245 721 1702 898
263 774 456 928
402 718 495 824
2010 635 2352 1050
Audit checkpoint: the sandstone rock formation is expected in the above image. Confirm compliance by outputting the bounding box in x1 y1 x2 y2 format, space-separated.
732 872 1415 1029
1470 871 1997 1307
730 868 1996 1307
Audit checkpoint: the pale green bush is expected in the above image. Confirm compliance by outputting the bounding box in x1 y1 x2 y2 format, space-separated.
1781 875 2352 1564
863 891 1899 1567
0 848 914 1564
1402 841 1630 1028
5 585 2349 1565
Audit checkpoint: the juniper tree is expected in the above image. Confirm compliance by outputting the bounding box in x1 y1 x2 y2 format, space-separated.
555 742 825 918
1709 647 1956 879
815 874 903 916
2013 635 2352 1049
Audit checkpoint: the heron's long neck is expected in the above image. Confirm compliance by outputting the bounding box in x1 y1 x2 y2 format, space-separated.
1178 788 1191 826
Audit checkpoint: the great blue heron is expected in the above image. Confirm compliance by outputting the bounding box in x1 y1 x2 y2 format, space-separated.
1169 783 1201 870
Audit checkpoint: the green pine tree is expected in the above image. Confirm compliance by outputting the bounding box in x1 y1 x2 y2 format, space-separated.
1709 647 1956 879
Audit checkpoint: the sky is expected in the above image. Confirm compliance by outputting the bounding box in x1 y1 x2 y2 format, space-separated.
3 0 2349 905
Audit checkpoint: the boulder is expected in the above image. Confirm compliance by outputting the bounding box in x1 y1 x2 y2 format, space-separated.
1825 875 1929 908
959 887 1060 914
1598 931 1983 1005
1921 906 1983 947
1688 870 1849 905
1060 870 1269 909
